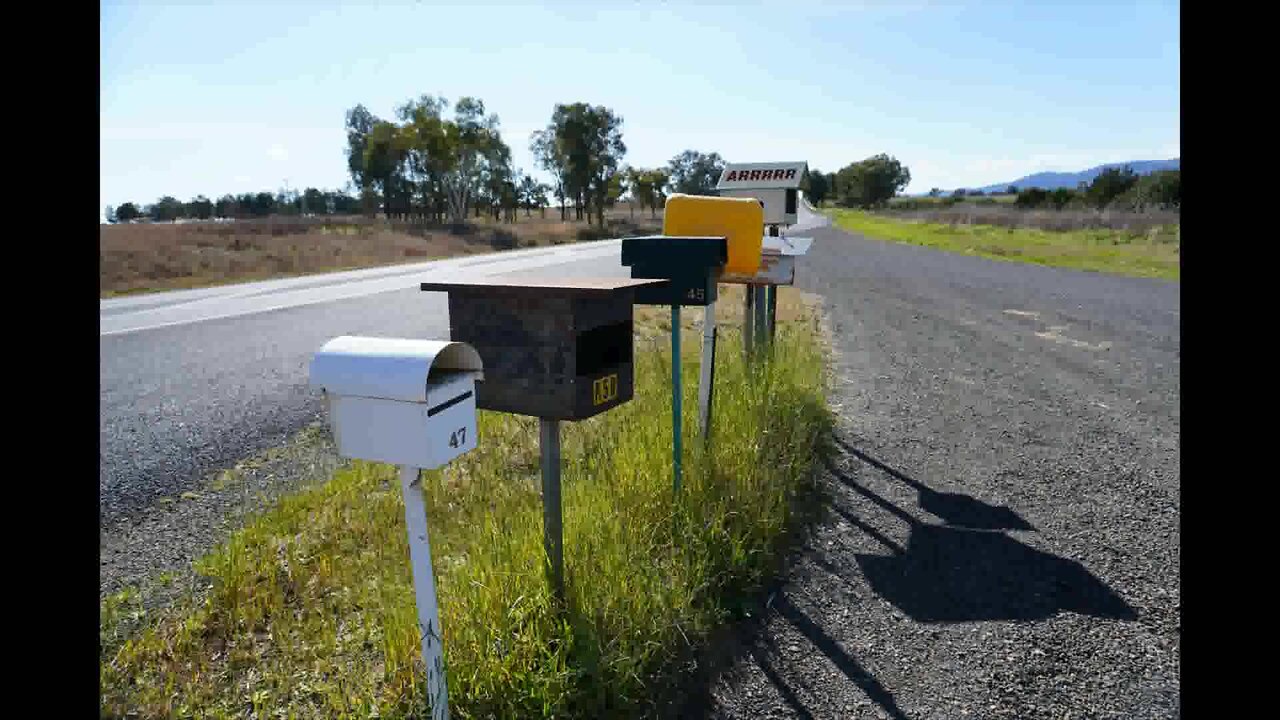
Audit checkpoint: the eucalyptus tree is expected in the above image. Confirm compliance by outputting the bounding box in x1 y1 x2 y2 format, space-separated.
530 128 568 220
667 150 724 196
545 102 626 225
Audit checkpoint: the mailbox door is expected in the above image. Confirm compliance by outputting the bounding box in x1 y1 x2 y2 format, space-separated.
326 375 478 469
627 269 717 306
570 296 635 420
423 373 479 467
329 396 436 468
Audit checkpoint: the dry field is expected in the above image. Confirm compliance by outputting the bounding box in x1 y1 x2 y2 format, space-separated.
100 206 663 297
880 203 1179 234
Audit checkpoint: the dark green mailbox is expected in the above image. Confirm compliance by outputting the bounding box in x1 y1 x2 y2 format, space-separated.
620 235 728 306
419 276 665 421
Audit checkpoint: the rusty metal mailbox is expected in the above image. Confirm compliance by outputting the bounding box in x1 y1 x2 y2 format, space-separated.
419 276 666 421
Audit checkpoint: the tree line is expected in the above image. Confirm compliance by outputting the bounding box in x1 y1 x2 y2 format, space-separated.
106 93 743 226
343 97 741 225
106 188 363 224
1012 167 1179 211
800 154 912 209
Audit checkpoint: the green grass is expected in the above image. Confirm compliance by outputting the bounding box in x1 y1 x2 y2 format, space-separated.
100 305 835 719
826 209 1180 281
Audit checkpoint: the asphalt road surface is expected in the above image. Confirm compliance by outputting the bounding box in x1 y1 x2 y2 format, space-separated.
101 204 1178 717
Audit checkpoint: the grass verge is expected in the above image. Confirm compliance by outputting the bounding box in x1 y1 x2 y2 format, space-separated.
826 208 1179 281
100 289 835 718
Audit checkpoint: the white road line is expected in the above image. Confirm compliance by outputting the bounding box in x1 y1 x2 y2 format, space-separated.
1034 327 1112 351
101 240 624 337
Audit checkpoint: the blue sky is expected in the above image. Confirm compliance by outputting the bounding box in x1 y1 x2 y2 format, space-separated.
101 1 1179 218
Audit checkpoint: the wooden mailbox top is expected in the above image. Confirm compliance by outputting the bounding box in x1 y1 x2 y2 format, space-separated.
420 275 667 298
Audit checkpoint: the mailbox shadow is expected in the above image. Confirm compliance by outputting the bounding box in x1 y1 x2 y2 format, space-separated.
770 593 911 720
824 452 1136 624
853 521 1137 623
834 438 1035 532
670 582 910 720
748 642 817 720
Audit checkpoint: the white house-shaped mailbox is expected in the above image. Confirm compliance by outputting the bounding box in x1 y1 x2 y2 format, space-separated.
716 161 808 226
309 336 484 469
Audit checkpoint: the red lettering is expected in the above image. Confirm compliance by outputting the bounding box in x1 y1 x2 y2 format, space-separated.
724 170 736 182
749 170 761 180
786 169 796 179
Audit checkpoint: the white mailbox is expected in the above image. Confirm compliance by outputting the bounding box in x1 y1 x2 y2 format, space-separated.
309 336 484 469
716 161 808 227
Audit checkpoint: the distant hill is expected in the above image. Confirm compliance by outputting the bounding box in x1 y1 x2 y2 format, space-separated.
966 159 1179 194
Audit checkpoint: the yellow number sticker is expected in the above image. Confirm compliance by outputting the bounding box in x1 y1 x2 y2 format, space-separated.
592 374 619 405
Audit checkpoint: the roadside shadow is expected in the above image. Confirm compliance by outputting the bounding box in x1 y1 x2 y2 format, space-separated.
824 457 1137 623
749 643 817 720
771 593 911 720
680 585 910 720
835 438 1035 531
854 521 1137 623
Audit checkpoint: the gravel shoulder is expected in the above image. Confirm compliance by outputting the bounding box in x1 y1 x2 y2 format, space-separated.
99 421 344 604
703 222 1179 719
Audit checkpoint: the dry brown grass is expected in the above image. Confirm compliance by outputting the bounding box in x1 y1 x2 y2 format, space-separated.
880 204 1179 234
100 209 662 297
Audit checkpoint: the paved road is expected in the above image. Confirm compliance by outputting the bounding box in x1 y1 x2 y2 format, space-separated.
705 204 1179 718
99 239 633 527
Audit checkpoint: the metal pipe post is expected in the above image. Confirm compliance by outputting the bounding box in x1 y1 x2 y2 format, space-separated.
697 301 717 441
764 226 780 353
398 466 451 720
743 285 754 361
753 285 768 355
539 419 564 602
762 281 773 343
671 304 683 493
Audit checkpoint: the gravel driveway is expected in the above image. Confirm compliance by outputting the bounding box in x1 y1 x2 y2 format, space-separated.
702 222 1179 719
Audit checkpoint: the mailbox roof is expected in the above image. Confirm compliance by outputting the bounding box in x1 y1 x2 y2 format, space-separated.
421 275 665 298
310 336 483 403
621 236 728 268
763 234 815 256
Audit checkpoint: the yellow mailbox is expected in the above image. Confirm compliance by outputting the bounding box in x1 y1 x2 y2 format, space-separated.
663 194 764 275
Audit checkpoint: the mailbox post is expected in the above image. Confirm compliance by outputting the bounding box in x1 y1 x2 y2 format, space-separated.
420 276 664 602
634 194 767 449
621 234 729 490
310 336 485 720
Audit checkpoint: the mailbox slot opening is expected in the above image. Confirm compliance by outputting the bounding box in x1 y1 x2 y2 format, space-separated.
427 389 474 417
425 368 477 415
576 321 631 377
